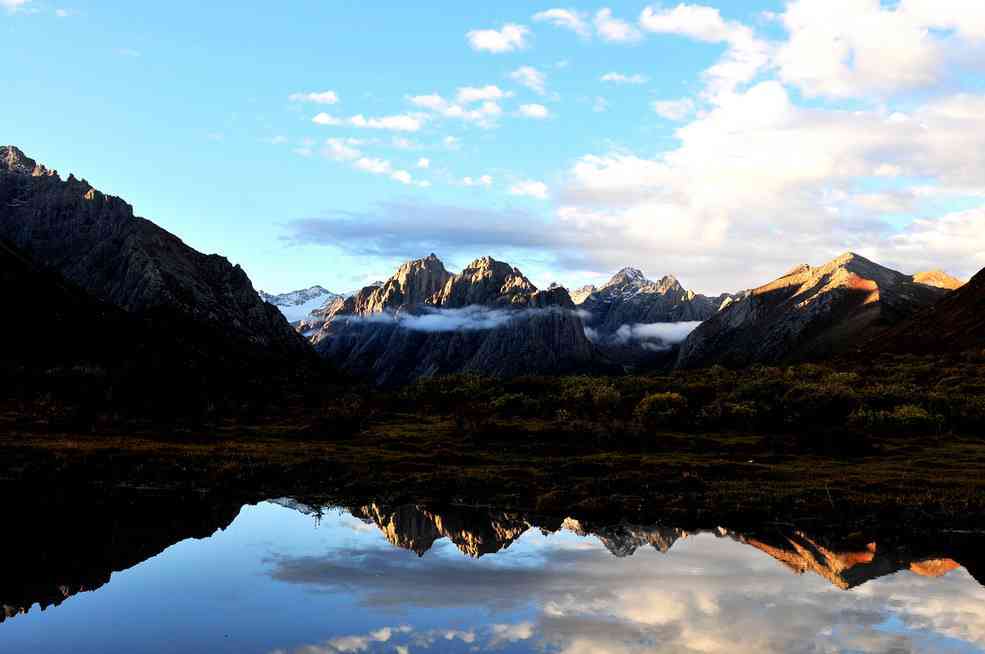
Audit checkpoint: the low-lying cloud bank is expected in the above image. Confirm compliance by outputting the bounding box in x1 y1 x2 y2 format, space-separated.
334 305 573 333
585 321 702 351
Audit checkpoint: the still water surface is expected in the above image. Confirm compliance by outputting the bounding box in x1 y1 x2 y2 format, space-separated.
2 500 984 654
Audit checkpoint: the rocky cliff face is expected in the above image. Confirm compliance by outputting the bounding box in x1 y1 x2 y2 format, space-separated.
0 145 305 355
577 268 725 334
310 254 594 385
677 252 955 369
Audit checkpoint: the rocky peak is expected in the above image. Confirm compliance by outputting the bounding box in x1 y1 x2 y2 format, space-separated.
438 255 538 307
360 254 454 314
605 267 648 288
570 284 597 305
0 145 53 177
912 270 963 290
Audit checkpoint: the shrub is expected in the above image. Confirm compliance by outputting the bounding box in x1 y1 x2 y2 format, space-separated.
635 392 689 430
781 383 860 426
849 404 943 435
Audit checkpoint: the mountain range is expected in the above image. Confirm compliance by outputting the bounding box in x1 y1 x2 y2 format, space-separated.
4 143 985 391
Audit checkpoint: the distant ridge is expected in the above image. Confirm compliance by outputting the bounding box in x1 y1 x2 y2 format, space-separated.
677 252 956 368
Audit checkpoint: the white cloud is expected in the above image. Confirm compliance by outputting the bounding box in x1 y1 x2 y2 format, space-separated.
417 157 430 169
532 8 591 38
312 112 343 126
456 85 509 104
349 114 422 132
323 137 363 162
443 136 461 150
463 175 493 188
509 66 547 95
355 157 392 175
594 8 642 43
1 0 30 11
601 72 648 84
775 0 985 100
510 180 549 199
519 103 550 119
640 4 771 101
313 112 423 132
54 8 74 17
556 82 985 290
592 96 609 112
652 98 695 120
408 94 501 128
466 23 530 53
289 91 339 105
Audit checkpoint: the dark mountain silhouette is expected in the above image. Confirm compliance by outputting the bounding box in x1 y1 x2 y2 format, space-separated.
872 265 985 354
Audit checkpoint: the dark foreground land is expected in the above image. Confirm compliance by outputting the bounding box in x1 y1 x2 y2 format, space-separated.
3 353 985 536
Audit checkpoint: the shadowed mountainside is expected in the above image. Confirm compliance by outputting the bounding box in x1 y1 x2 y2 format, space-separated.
677 252 957 369
873 264 985 355
310 254 595 385
0 145 305 356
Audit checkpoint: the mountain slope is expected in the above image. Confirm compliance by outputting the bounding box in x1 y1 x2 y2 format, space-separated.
0 145 305 355
872 265 985 354
577 267 725 334
259 285 341 323
677 253 955 369
311 254 594 384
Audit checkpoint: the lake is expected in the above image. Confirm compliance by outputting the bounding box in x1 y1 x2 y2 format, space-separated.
1 497 983 653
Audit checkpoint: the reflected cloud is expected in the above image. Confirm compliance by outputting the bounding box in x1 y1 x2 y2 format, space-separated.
267 503 985 654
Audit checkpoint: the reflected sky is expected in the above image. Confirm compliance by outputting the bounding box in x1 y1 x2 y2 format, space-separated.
1 501 983 654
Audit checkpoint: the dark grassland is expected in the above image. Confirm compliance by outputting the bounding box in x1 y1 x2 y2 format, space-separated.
2 351 985 534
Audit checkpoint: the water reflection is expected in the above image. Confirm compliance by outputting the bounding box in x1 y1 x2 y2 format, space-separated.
1 495 983 654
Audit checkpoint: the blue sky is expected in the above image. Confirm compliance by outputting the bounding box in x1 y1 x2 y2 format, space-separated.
4 0 985 294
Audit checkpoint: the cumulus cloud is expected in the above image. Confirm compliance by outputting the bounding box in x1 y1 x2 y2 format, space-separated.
532 8 591 38
594 8 642 43
509 66 547 95
313 113 423 132
466 23 530 53
510 180 549 199
775 0 985 100
652 98 695 120
640 3 771 101
408 93 502 128
463 175 493 188
518 103 550 119
601 72 648 84
1 0 30 12
349 114 423 132
455 85 509 104
289 91 339 104
416 157 430 169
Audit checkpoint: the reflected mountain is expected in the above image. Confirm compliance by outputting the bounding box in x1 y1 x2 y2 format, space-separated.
2 491 982 628
276 499 985 591
0 491 246 624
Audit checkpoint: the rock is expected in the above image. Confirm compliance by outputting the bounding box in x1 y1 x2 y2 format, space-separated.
676 252 953 368
0 145 306 356
310 254 595 384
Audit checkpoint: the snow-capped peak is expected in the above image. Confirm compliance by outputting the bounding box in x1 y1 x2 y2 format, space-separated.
259 285 341 323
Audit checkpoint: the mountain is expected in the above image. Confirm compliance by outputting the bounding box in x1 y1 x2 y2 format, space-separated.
677 252 957 369
0 145 305 356
310 254 595 385
872 265 984 355
259 285 341 323
578 267 729 335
